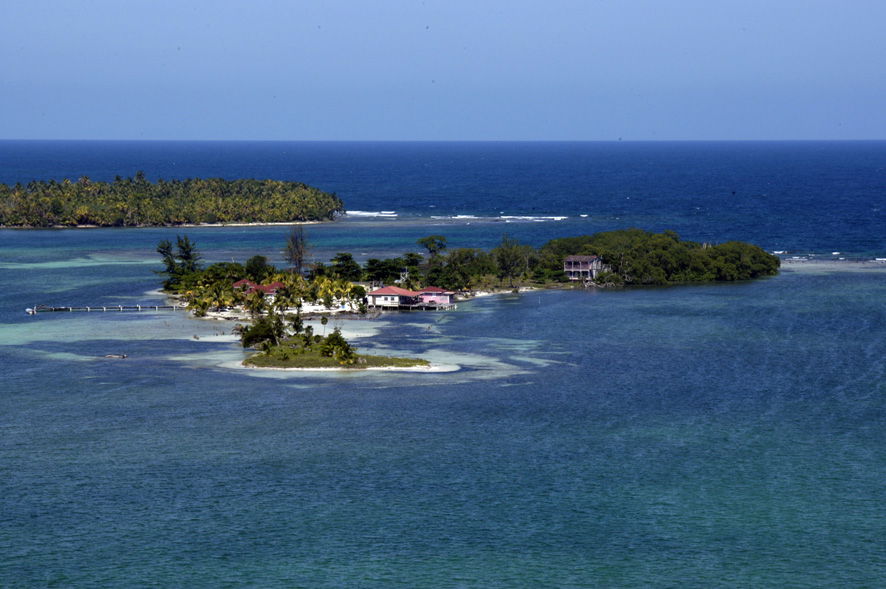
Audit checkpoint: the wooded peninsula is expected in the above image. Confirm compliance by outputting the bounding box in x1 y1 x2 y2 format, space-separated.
157 228 779 369
0 173 344 227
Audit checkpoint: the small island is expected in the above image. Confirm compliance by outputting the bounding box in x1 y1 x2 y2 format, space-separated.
242 325 430 370
156 228 779 370
0 172 344 227
159 231 432 370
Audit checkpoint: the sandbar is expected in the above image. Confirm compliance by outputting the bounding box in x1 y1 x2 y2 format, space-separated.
240 363 460 373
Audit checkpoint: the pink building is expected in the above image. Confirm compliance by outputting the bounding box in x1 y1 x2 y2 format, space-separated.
367 285 457 310
417 286 455 305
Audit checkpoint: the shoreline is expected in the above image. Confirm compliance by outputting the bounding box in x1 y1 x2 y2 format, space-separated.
2 220 326 230
239 362 460 373
176 220 322 228
184 286 540 323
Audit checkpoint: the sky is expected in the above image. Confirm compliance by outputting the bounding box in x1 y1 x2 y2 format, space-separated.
2 0 884 141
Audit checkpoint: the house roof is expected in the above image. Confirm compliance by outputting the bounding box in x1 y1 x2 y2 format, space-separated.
254 281 284 294
565 255 600 262
368 285 420 297
234 279 283 294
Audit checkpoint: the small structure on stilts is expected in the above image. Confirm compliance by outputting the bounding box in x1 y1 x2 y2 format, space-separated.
366 286 457 311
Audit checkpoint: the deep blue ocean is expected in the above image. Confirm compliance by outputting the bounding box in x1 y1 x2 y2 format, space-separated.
1 141 884 587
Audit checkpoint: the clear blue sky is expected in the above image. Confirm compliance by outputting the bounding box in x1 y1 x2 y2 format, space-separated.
2 0 884 140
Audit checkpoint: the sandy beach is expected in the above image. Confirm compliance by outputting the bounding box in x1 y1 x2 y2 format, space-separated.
176 220 323 228
192 286 534 323
21 220 328 230
238 363 460 373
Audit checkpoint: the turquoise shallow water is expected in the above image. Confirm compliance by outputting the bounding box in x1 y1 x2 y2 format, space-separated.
2 140 885 585
1 226 884 587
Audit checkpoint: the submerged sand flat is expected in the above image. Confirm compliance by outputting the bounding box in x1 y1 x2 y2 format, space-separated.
0 256 157 270
239 363 460 373
780 259 886 274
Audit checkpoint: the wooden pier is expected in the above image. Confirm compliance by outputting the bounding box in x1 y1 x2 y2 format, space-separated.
26 304 186 315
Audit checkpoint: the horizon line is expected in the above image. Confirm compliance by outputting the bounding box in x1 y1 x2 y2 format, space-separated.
1 138 885 143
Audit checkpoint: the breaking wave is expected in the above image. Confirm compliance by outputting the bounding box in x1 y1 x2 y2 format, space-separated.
345 210 398 218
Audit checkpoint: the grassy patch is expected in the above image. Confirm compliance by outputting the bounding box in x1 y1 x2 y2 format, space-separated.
353 354 431 368
243 346 429 369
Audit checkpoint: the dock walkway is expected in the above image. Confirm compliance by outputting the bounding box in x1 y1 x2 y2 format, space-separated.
26 304 186 315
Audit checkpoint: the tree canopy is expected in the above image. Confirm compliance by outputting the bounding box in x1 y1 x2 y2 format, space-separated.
539 229 780 285
417 235 447 257
156 235 203 290
0 174 344 227
160 229 780 314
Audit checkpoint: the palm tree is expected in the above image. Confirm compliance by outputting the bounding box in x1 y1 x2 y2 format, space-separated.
176 235 201 273
187 294 211 317
314 276 337 309
273 280 304 314
244 289 267 318
205 282 235 311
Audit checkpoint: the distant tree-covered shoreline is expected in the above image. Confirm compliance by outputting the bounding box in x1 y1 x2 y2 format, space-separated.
326 229 778 290
541 229 780 285
0 172 344 227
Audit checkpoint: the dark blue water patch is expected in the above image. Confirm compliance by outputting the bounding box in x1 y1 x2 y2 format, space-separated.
2 160 885 585
1 140 884 255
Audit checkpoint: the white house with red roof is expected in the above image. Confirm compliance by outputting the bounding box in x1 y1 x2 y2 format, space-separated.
367 285 457 310
366 285 420 308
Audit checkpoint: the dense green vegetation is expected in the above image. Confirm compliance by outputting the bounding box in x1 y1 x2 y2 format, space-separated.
161 229 778 315
311 229 779 291
239 312 429 369
243 331 430 370
157 243 367 316
540 229 780 285
157 237 428 369
157 228 777 369
0 172 344 227
309 233 552 291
